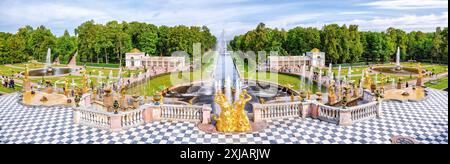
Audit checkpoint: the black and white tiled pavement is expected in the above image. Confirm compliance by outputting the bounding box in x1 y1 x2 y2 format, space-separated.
0 89 447 144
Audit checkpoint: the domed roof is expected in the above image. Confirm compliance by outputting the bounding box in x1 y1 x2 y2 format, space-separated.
130 48 142 53
311 48 320 53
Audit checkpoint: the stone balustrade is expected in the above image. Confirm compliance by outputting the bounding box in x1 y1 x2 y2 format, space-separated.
253 102 303 122
74 95 212 131
317 103 341 124
253 99 382 126
160 104 205 122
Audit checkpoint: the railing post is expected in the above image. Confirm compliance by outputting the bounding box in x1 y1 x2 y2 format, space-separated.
73 109 80 124
301 102 310 119
310 102 319 119
253 104 262 123
110 114 122 132
376 100 383 118
202 104 212 124
144 105 161 121
339 110 352 126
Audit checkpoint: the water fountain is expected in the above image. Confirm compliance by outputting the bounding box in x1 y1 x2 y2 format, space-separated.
372 47 419 75
337 65 342 85
45 48 53 72
395 47 401 70
27 48 76 77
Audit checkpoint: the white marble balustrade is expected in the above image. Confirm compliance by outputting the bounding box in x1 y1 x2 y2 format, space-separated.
160 105 203 122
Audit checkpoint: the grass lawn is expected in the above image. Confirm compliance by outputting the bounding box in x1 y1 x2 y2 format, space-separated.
425 77 448 90
0 65 23 77
30 75 117 87
12 62 67 69
0 83 22 94
85 67 142 78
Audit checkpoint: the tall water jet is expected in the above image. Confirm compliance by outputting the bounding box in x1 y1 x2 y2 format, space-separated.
45 48 52 72
337 65 342 86
395 47 401 70
225 76 232 104
235 79 241 102
318 69 322 91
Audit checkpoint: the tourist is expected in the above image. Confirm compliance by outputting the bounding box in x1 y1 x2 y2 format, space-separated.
406 82 409 88
9 78 15 89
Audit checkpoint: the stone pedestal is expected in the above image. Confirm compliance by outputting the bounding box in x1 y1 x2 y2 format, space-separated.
73 110 80 124
396 82 402 89
143 106 160 123
310 103 319 119
253 104 262 123
202 104 212 124
23 80 31 92
339 110 352 126
328 96 336 104
376 100 383 118
103 94 114 112
301 103 310 119
110 115 122 132
416 78 423 87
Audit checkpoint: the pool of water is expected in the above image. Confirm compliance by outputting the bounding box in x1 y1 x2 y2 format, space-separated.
27 68 76 76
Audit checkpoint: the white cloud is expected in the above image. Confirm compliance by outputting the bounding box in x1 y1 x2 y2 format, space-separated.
293 12 448 32
362 0 448 9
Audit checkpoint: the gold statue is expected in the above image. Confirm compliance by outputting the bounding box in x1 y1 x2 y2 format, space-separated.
363 69 372 89
213 91 235 132
214 89 252 133
22 64 32 92
232 89 252 132
64 78 69 96
379 73 386 93
328 80 336 104
417 63 424 78
81 71 89 93
24 64 29 81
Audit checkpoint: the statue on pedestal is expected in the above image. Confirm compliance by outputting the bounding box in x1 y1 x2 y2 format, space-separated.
232 90 252 132
416 63 424 86
328 80 336 104
23 64 32 92
363 69 372 90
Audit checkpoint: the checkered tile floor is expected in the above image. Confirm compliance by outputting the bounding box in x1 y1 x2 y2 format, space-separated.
0 89 447 144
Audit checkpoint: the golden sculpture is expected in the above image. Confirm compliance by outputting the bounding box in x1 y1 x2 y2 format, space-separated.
24 64 29 81
81 71 89 93
64 78 69 96
232 89 252 132
417 63 424 78
213 91 235 132
363 69 372 89
328 80 336 104
214 89 252 133
379 73 386 93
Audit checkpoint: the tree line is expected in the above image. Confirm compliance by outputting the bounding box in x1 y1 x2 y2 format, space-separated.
229 23 448 64
0 20 217 65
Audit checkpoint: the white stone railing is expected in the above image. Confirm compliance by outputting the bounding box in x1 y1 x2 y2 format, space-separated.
317 103 341 124
77 108 112 130
160 104 204 122
120 108 145 129
253 102 302 121
345 101 381 124
253 99 382 126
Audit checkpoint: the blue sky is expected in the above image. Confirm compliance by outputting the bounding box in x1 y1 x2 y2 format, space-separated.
0 0 447 39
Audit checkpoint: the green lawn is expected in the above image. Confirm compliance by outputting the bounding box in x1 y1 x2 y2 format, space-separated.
0 65 23 77
0 83 22 94
425 77 448 90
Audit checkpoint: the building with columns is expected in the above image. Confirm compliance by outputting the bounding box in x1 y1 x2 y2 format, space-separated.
125 48 185 71
268 48 326 69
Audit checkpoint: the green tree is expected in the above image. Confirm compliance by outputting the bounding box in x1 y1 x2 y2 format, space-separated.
431 27 443 63
55 30 77 64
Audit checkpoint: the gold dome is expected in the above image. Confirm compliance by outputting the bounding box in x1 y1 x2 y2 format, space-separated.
311 48 320 53
130 48 141 53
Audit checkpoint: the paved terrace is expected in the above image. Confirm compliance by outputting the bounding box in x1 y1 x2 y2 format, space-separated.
0 89 447 144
